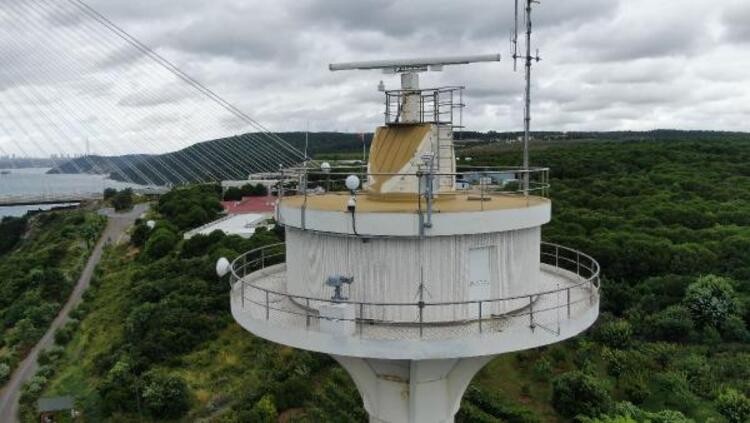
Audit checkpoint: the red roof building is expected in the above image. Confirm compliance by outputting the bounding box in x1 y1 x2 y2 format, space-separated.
221 196 276 215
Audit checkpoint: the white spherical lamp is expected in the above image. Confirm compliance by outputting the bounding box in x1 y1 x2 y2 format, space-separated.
345 175 361 191
321 162 332 173
216 257 231 278
146 220 156 229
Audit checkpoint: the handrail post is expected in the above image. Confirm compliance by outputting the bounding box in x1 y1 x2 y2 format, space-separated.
478 301 483 334
261 248 265 269
576 251 581 276
529 296 534 328
567 287 571 319
306 298 311 329
555 245 559 268
265 291 270 320
418 302 424 338
359 303 364 337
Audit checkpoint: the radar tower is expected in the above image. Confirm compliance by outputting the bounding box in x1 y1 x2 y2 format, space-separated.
221 6 600 423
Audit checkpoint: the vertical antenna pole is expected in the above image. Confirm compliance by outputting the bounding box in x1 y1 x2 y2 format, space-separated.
522 0 533 196
361 133 367 164
513 0 519 72
304 121 310 161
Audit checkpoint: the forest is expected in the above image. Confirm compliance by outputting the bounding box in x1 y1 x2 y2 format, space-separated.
46 130 747 186
13 136 750 422
0 210 105 387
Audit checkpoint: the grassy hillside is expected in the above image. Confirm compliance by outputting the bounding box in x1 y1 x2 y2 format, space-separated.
0 210 105 384
47 132 367 186
27 138 750 422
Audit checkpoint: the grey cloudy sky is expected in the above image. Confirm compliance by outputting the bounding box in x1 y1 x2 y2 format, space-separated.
1 0 749 157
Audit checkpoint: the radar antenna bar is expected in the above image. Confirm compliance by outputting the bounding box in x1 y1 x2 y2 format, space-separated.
330 54 501 72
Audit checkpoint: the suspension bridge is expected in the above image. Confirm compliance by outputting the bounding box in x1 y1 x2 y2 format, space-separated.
0 0 308 207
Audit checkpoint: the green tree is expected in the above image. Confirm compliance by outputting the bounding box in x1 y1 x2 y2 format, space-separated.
683 275 739 328
224 187 243 201
111 188 134 212
716 388 750 423
103 187 117 200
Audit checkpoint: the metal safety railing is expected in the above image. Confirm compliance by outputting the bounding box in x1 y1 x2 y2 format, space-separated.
276 165 550 235
384 86 465 126
285 165 550 197
229 242 600 341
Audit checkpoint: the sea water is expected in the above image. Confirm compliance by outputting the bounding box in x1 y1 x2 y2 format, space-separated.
0 168 141 217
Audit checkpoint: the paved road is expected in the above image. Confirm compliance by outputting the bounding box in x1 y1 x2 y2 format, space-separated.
0 204 148 422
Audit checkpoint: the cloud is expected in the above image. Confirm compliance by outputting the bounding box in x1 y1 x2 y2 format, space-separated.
722 3 750 44
0 0 749 158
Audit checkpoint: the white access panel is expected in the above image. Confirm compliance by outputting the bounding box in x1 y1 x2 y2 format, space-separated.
468 247 492 318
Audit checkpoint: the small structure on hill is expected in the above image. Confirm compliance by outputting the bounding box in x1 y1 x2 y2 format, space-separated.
37 396 77 422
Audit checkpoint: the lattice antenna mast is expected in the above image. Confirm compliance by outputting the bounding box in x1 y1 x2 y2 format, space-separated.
511 0 541 194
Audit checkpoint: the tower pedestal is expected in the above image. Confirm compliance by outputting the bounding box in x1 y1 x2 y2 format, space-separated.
333 355 494 423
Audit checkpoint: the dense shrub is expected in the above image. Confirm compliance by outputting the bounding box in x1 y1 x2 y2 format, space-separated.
457 401 503 422
552 371 612 418
37 345 65 366
720 315 750 342
306 368 367 422
0 363 10 384
578 402 693 423
158 184 222 230
142 371 190 419
651 371 698 412
244 394 278 423
143 228 179 260
181 231 226 258
463 386 540 423
642 305 695 342
224 183 269 201
532 356 552 381
619 373 650 404
0 216 27 255
130 222 151 247
99 359 140 415
594 319 633 349
54 323 73 346
716 388 750 423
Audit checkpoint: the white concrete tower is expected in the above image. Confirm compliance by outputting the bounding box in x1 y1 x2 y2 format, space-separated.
222 56 600 423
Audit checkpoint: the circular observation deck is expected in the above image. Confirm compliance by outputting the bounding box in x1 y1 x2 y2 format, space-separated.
277 166 552 237
229 243 600 360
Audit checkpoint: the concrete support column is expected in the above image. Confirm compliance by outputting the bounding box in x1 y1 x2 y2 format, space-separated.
400 72 421 123
333 354 494 423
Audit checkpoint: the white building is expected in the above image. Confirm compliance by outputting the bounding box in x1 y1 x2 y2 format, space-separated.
220 56 600 423
184 213 269 239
